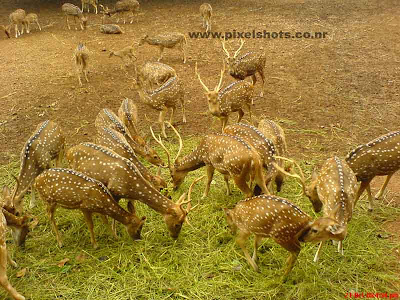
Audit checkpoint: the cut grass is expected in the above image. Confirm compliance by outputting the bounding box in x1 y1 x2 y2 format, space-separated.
0 137 399 300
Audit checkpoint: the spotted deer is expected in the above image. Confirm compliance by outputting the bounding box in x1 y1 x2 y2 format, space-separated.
258 118 288 192
135 62 176 90
95 108 164 166
135 76 186 138
223 123 277 194
0 206 29 300
66 143 203 239
195 62 254 131
152 123 269 198
9 9 26 38
100 0 139 24
23 13 41 34
73 43 90 86
199 3 212 33
81 0 98 14
95 126 167 190
35 168 144 248
138 33 187 63
3 120 65 215
224 194 312 279
221 38 266 97
345 131 400 211
61 3 88 30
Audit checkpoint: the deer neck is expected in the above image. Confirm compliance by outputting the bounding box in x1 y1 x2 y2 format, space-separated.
175 148 206 173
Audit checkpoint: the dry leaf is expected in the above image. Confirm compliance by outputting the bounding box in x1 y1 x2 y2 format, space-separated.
16 268 27 278
75 252 87 263
57 258 70 268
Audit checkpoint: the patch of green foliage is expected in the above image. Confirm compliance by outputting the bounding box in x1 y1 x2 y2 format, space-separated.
0 137 399 300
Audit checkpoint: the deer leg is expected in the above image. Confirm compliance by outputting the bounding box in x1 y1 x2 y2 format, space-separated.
338 240 343 255
365 184 374 211
73 16 78 31
236 230 258 272
245 104 253 124
258 69 265 97
233 173 252 198
223 174 231 195
353 179 372 209
278 240 301 280
252 235 263 262
158 47 164 62
375 173 394 199
65 16 70 30
237 109 245 123
169 107 175 125
47 203 63 248
29 184 36 209
313 241 324 262
130 10 134 24
0 245 25 300
202 165 215 199
84 67 89 83
36 20 42 31
14 24 18 38
159 108 168 138
180 42 187 63
181 97 186 123
82 210 98 249
220 116 228 132
7 252 17 268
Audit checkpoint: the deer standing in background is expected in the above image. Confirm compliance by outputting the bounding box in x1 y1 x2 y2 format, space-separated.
100 0 139 24
9 9 26 38
221 39 266 97
95 108 164 166
81 0 98 14
74 43 90 86
345 130 400 211
199 3 212 33
224 194 312 279
258 118 288 192
35 168 143 248
195 62 254 131
2 120 65 215
66 144 202 239
139 33 187 63
23 13 41 34
135 76 186 138
62 3 88 30
152 123 269 198
135 62 176 90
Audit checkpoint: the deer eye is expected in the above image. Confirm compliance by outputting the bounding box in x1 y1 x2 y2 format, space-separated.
311 229 318 234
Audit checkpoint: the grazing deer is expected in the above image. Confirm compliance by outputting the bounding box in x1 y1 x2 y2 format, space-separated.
109 44 136 69
135 76 186 138
95 108 164 166
73 43 90 86
0 207 29 300
135 62 176 90
195 62 254 131
9 9 26 38
199 3 212 33
1 25 10 38
66 144 203 239
224 194 312 279
345 131 400 211
258 118 288 192
3 120 65 215
95 126 167 190
221 38 266 97
100 0 139 24
100 24 124 34
61 3 88 30
138 33 187 63
152 124 269 198
23 13 41 34
81 0 98 14
35 168 144 248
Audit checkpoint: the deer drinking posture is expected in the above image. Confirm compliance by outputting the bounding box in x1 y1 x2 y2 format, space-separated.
224 194 311 279
35 168 143 248
9 9 26 38
195 63 254 131
221 39 266 97
81 0 98 14
199 3 212 33
345 131 400 211
153 124 269 198
66 144 202 239
61 3 88 30
95 107 164 166
5 120 65 215
139 33 187 63
73 43 90 86
23 13 41 34
135 76 186 138
136 62 176 90
101 0 139 24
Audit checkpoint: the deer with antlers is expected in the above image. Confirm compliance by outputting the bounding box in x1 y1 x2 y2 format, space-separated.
152 123 269 198
61 3 88 31
224 194 312 279
135 76 186 138
345 130 400 211
221 38 266 97
135 62 176 90
3 120 65 216
95 108 164 166
66 143 203 239
138 33 187 63
100 0 140 24
199 3 212 33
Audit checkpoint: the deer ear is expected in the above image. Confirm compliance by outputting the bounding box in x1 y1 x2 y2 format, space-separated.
127 201 136 214
223 208 230 216
327 224 345 235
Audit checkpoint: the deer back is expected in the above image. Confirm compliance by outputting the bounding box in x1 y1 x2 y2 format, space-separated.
141 76 184 110
228 52 266 80
137 62 176 88
9 9 26 23
62 3 83 16
258 118 287 156
215 81 254 116
345 131 400 181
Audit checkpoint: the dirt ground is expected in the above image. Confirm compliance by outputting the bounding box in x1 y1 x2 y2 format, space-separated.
1 0 400 234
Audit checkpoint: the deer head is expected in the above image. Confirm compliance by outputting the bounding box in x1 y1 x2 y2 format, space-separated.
221 38 245 76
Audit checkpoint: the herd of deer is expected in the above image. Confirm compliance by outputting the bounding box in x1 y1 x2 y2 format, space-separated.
2 1 400 299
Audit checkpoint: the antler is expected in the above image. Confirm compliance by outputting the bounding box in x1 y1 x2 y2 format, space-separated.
220 38 231 58
233 38 245 58
195 62 211 93
150 125 172 169
10 174 20 205
214 59 225 92
165 122 183 163
272 156 306 195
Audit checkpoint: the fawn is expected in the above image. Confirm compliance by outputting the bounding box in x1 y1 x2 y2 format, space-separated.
199 3 212 33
